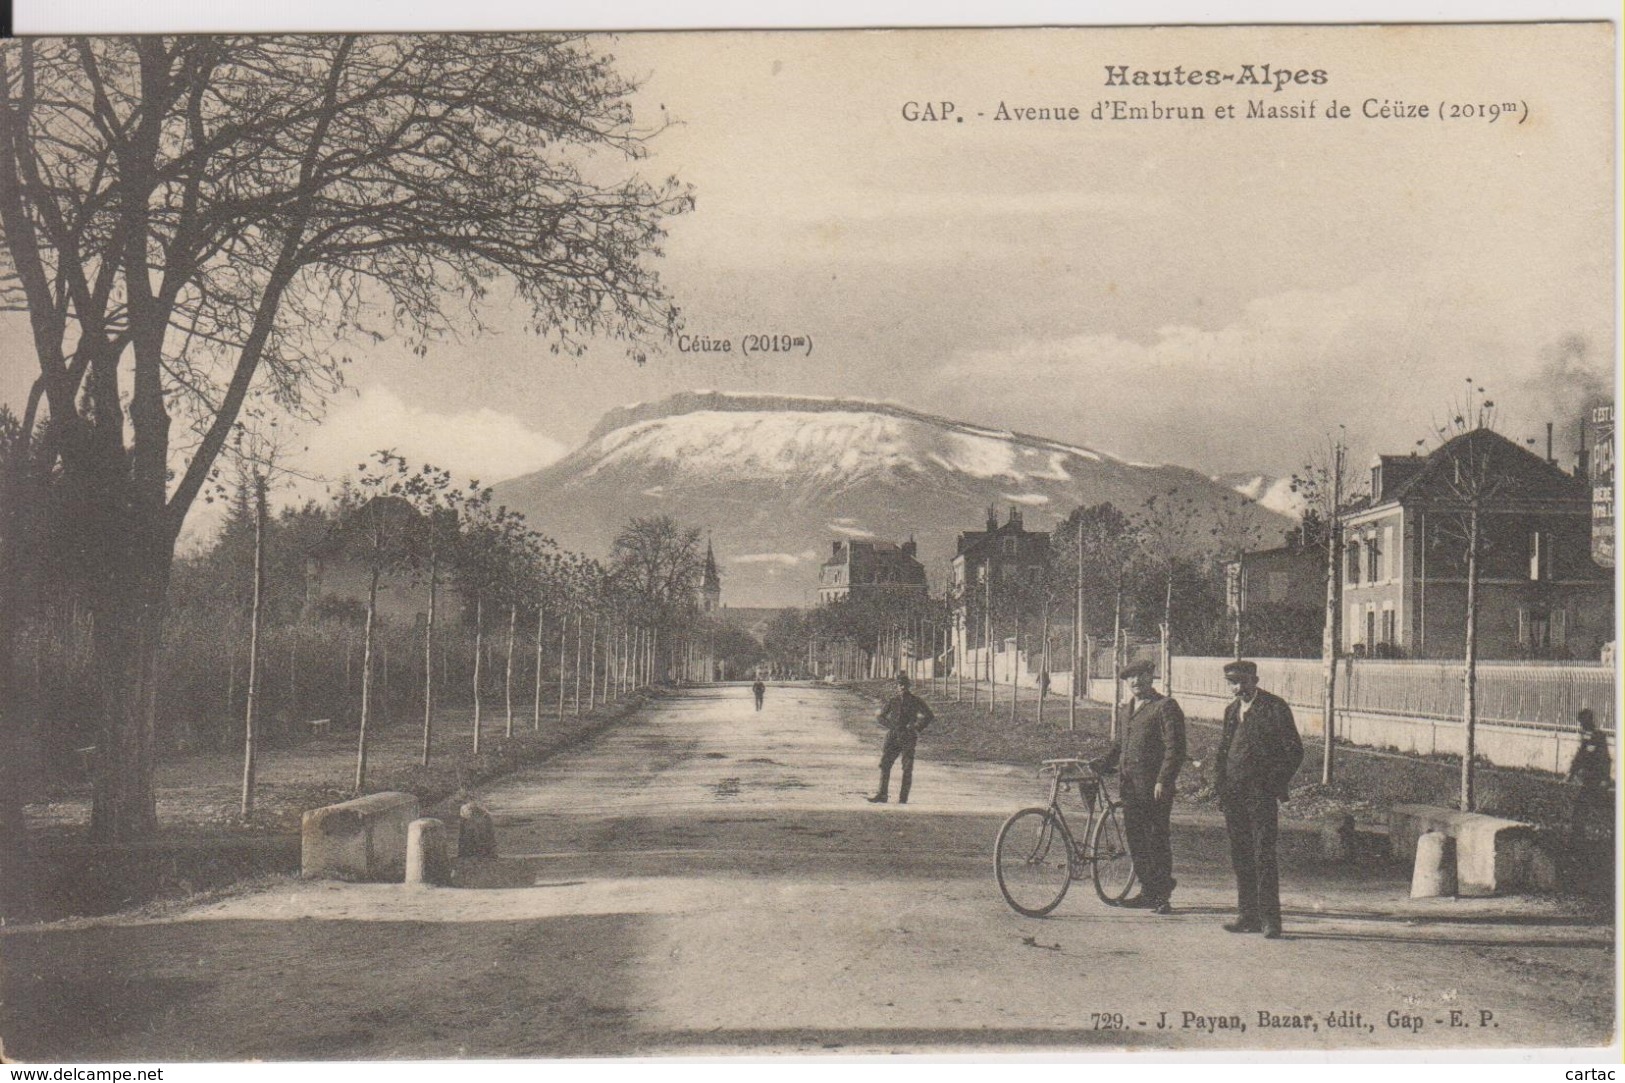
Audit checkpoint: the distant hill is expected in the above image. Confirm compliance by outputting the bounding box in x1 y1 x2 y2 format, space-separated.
495 391 1294 607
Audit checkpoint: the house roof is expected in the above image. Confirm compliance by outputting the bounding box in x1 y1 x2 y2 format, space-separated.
1371 427 1588 509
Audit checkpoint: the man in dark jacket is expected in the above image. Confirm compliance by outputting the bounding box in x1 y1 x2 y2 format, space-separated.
867 672 934 804
1213 659 1303 939
1094 660 1185 913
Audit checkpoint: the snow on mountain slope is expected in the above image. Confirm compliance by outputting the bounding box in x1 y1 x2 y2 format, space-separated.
1215 473 1304 518
497 392 1294 608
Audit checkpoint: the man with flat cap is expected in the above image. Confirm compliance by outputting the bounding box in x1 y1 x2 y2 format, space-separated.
1093 659 1186 913
1214 659 1303 939
867 672 934 804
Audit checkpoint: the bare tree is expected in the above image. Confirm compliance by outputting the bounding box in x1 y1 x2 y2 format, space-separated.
0 35 691 848
226 419 307 818
1425 382 1506 811
1289 432 1367 783
336 483 423 793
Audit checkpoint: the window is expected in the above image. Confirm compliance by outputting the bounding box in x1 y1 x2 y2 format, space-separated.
1002 537 1018 556
1365 535 1380 582
1519 607 1552 651
1518 607 1568 653
1528 530 1554 581
1381 608 1396 645
1383 526 1395 582
1364 608 1376 649
1347 541 1362 585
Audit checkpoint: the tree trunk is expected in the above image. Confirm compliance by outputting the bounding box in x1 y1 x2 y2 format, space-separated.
240 474 266 819
1163 569 1175 682
573 611 584 717
589 613 599 708
472 595 484 756
557 614 568 723
355 565 379 794
1320 448 1342 784
1071 516 1082 731
421 551 437 767
1461 507 1481 812
1110 579 1124 742
1010 612 1020 727
1229 564 1243 660
1037 603 1049 727
504 602 516 738
88 555 171 845
533 606 545 730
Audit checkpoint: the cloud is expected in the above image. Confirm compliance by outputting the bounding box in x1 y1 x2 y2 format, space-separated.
302 386 568 486
921 274 1608 476
829 523 877 538
733 550 818 566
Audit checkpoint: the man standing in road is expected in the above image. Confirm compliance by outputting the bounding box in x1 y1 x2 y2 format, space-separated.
1094 660 1185 913
867 672 934 805
752 679 766 711
1213 659 1303 939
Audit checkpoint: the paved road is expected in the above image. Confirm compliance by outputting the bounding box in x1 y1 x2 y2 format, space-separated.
3 684 1615 1059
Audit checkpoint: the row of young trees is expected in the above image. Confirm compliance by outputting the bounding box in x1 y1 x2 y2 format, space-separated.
10 445 716 822
227 451 714 812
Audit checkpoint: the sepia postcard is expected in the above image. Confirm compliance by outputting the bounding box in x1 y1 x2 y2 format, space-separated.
0 15 1618 1068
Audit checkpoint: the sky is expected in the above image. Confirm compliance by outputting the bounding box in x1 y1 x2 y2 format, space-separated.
0 22 1616 522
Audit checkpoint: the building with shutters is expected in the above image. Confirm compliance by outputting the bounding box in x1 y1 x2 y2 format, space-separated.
950 506 1052 653
816 538 928 606
1223 535 1326 657
1338 427 1612 660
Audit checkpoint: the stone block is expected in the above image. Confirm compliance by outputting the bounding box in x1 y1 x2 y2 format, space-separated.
301 791 419 881
1388 803 1538 896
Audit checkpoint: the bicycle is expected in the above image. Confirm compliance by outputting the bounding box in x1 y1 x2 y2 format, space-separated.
994 758 1136 917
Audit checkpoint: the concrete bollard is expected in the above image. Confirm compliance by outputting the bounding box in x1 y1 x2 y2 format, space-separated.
458 802 497 859
405 818 450 887
1410 830 1457 898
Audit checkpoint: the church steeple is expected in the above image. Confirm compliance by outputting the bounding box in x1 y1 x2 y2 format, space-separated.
700 537 722 612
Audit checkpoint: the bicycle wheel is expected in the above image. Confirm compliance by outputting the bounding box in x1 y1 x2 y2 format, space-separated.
995 807 1075 917
1089 802 1137 905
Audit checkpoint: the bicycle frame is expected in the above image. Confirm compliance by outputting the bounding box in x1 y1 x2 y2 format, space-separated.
1038 758 1111 857
994 757 1137 916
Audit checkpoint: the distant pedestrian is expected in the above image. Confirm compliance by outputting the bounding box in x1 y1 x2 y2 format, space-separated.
1093 660 1185 913
1039 670 1052 700
752 679 766 711
1566 708 1612 845
867 672 934 805
1213 659 1303 940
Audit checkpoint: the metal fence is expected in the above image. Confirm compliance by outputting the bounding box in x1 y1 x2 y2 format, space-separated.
1169 656 1616 734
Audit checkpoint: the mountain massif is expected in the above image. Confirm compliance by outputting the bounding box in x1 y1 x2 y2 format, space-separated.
495 392 1294 608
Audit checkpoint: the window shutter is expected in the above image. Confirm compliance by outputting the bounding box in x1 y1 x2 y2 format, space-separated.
1553 609 1567 649
1516 607 1528 646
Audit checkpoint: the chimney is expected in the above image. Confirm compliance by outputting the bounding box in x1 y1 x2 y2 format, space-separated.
1008 507 1023 528
1546 421 1555 466
902 538 917 558
1576 418 1589 481
986 505 998 532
